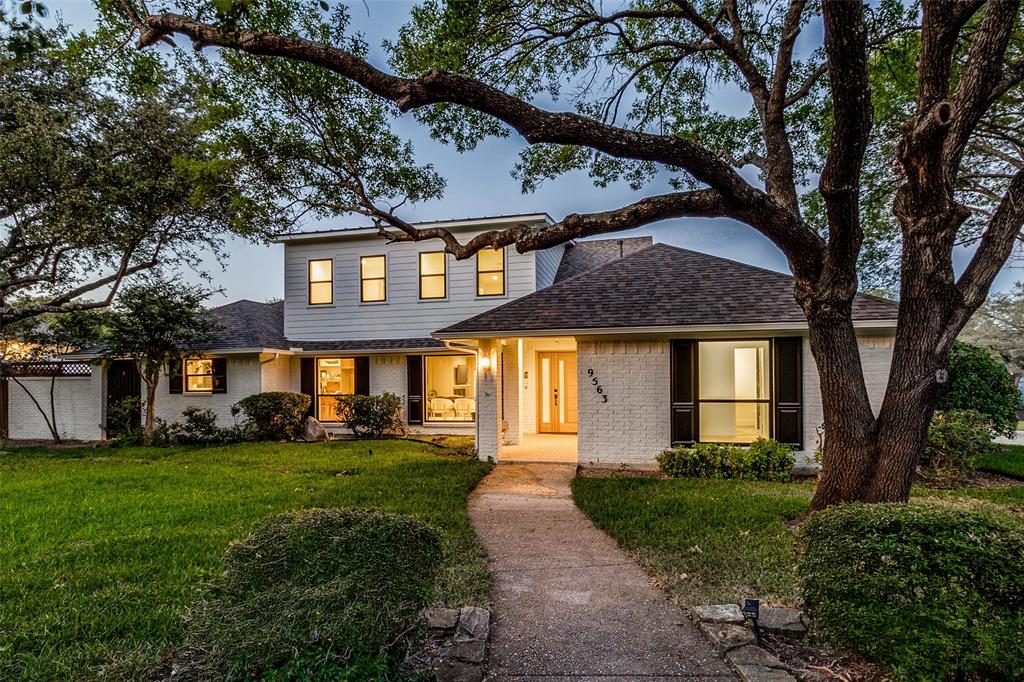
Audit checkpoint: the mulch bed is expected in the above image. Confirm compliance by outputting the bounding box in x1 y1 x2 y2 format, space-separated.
763 634 889 681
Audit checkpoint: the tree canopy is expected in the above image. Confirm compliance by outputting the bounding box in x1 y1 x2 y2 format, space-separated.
0 26 285 329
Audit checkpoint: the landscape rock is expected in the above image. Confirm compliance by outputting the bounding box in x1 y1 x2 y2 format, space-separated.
434 659 484 682
455 606 490 642
734 664 797 682
424 607 461 632
726 644 786 669
302 416 328 442
437 639 486 663
692 603 744 624
699 622 755 652
757 607 807 637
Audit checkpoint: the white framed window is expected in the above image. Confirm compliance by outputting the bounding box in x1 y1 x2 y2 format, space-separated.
360 255 386 302
308 259 333 305
424 355 476 422
477 247 505 296
185 358 215 393
419 252 446 299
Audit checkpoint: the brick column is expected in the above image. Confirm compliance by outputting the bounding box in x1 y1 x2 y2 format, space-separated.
475 339 503 461
502 339 521 445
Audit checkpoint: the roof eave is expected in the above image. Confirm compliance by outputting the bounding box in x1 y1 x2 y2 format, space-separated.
433 318 899 340
273 213 554 244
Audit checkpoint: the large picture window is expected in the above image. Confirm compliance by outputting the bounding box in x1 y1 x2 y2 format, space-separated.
697 340 770 443
477 247 505 296
185 358 214 392
360 255 386 302
317 357 355 421
419 252 447 299
424 355 476 422
308 258 333 305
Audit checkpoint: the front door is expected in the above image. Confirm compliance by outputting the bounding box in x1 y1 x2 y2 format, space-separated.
537 351 578 433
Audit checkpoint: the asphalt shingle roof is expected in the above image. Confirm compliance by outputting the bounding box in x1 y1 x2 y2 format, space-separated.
202 299 288 351
435 243 899 336
554 236 654 282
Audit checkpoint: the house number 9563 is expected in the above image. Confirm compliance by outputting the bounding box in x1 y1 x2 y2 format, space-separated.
587 369 608 403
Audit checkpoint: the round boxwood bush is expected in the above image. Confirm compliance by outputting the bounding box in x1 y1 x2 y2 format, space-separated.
177 508 442 679
800 501 1024 680
657 437 794 481
233 391 311 441
939 341 1021 437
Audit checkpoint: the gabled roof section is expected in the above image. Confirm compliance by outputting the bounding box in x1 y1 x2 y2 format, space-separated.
554 236 654 282
204 299 288 351
435 243 899 336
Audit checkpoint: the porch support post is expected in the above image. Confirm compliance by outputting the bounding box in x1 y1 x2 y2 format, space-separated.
502 338 521 445
475 338 503 461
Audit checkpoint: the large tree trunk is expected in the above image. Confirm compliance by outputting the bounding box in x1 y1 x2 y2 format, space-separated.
806 311 881 511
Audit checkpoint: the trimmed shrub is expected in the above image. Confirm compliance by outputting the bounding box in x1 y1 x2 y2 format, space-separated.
233 392 311 441
334 392 405 438
922 409 993 486
656 438 794 482
179 508 443 679
801 501 1024 680
939 341 1021 437
168 406 223 445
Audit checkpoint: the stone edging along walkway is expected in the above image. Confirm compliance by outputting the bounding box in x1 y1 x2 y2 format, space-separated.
466 463 736 680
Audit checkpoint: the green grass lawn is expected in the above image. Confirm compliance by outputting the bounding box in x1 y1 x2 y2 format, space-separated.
977 443 1024 479
0 440 491 681
573 473 1024 609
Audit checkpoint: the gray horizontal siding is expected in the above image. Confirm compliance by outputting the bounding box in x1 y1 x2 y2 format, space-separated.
284 231 539 341
535 244 564 289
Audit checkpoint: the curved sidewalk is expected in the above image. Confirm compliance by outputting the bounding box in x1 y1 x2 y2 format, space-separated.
468 463 736 681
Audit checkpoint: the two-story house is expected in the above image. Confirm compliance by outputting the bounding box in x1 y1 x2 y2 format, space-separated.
3 213 900 467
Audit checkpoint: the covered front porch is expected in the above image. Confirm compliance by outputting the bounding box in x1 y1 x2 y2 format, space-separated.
472 336 579 464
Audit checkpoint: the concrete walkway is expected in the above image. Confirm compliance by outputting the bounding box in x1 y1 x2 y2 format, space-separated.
468 463 735 681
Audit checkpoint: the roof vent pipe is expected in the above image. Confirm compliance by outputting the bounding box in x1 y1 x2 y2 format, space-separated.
618 239 624 258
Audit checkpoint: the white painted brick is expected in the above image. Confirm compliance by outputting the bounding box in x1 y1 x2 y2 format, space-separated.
6 369 104 440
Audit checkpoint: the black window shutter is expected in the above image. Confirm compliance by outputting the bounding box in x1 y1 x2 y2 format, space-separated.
355 357 370 395
670 340 696 445
168 358 183 394
773 337 803 448
406 355 423 425
300 357 316 417
212 358 228 394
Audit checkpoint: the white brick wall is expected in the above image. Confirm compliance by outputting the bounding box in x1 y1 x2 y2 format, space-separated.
370 354 407 421
151 355 262 427
576 339 672 465
801 334 895 457
260 354 299 393
6 372 104 440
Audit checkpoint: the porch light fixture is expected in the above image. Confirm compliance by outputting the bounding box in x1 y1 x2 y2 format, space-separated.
479 356 492 371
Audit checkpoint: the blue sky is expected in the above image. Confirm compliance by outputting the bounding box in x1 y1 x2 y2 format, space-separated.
47 0 1023 303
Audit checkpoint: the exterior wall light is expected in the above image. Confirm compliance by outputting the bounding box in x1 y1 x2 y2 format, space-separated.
479 356 492 371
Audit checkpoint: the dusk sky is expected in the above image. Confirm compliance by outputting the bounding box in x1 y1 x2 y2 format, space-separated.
47 0 1024 304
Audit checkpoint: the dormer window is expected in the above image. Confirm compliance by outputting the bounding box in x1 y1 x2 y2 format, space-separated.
308 259 333 305
360 255 387 302
477 247 505 296
419 252 446 299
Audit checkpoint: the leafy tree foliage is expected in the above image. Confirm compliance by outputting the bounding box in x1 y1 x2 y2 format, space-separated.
961 281 1024 382
108 0 1024 509
938 341 1022 437
99 277 219 444
0 27 284 328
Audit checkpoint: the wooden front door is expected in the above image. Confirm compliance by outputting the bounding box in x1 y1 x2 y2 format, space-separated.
537 352 578 433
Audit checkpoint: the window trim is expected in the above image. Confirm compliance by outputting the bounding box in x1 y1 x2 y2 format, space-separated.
315 356 356 422
418 251 447 300
423 353 476 424
476 247 506 297
359 254 387 303
695 338 773 445
184 357 215 394
308 258 334 306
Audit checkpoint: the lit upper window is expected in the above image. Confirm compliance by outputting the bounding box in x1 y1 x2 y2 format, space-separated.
308 259 333 305
185 358 214 392
360 255 386 302
419 252 446 299
477 247 505 296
